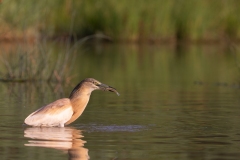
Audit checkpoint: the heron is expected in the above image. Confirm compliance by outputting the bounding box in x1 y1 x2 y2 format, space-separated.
24 78 120 127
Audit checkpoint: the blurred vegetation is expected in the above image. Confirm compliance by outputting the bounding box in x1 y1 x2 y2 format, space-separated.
0 41 78 82
0 0 240 42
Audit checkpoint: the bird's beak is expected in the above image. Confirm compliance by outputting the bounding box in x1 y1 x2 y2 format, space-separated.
98 83 120 96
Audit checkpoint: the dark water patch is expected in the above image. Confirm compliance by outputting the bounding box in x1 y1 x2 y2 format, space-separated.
192 140 232 145
75 124 149 133
152 136 176 139
189 135 229 138
215 153 240 158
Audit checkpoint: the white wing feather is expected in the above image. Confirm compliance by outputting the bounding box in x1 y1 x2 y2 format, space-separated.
24 98 73 127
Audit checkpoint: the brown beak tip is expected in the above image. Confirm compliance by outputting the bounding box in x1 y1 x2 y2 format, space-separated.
107 87 120 96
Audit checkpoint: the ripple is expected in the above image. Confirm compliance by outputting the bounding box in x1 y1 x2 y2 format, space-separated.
76 124 149 133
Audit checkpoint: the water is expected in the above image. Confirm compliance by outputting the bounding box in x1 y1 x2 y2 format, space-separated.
1 44 240 159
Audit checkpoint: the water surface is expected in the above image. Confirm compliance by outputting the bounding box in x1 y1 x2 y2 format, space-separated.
0 44 240 159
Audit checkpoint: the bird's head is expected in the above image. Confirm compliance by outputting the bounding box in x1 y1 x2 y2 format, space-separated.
69 78 120 99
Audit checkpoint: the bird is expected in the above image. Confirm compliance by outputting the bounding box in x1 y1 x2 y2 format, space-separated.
24 78 120 127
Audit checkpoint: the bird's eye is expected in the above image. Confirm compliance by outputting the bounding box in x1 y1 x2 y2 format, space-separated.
93 81 99 85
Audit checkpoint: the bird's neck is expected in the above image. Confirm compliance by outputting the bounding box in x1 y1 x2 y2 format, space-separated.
66 91 92 125
71 95 90 112
66 85 95 125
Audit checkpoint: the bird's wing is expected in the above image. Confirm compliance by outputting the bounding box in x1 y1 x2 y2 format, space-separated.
24 98 73 127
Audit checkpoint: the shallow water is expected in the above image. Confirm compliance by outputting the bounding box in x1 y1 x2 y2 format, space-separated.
1 44 240 159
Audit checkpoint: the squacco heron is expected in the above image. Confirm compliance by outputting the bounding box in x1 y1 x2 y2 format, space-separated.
24 78 119 127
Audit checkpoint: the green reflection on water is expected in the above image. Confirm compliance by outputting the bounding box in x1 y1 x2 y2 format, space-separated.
0 44 240 160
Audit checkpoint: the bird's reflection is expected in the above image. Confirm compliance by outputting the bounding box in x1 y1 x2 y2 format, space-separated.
24 127 89 160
